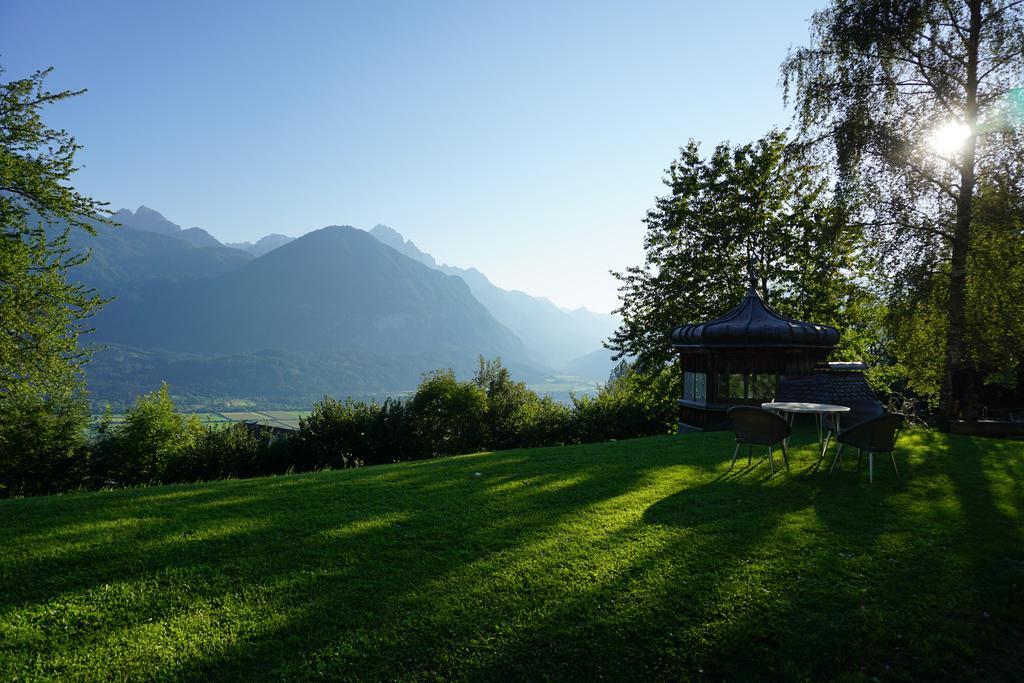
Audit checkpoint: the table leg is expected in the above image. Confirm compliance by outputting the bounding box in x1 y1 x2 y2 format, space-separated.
822 413 841 460
816 412 823 456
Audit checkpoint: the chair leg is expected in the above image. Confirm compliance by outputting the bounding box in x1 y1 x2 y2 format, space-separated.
781 440 790 472
748 445 752 465
890 450 900 480
767 445 775 475
730 443 740 469
868 452 874 483
829 443 843 474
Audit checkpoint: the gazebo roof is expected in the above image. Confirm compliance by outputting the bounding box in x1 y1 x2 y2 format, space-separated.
671 286 839 351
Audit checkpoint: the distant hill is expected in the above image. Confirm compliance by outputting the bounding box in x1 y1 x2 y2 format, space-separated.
225 233 295 257
60 208 618 406
368 224 620 372
111 206 223 249
67 220 253 298
561 348 620 382
369 224 438 268
90 226 534 364
85 344 549 410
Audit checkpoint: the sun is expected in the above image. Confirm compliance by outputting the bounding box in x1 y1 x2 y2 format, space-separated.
929 121 972 155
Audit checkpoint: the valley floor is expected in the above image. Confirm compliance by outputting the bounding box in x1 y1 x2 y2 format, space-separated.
2 431 1022 679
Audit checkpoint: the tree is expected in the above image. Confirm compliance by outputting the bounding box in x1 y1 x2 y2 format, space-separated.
609 130 874 376
410 369 487 457
92 383 203 485
782 0 1024 421
1 65 107 488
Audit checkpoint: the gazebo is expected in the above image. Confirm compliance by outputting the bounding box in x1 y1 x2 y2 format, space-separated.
671 284 840 431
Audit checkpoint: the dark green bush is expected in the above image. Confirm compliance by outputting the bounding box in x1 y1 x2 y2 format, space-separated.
410 369 487 457
296 397 380 469
162 423 268 482
0 389 89 497
3 359 674 497
91 383 204 486
570 364 675 442
471 359 573 449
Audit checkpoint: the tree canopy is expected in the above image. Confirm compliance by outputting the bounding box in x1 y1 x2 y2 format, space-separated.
1 66 107 401
1 65 107 490
781 0 1024 419
609 130 874 374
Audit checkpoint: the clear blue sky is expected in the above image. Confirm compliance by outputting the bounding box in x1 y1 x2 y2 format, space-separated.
3 0 824 313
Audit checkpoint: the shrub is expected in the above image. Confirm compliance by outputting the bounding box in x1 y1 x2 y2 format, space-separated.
0 389 89 497
514 395 572 448
295 397 373 470
410 369 487 457
294 396 417 470
570 363 675 443
361 397 416 465
162 423 272 483
92 383 204 486
9 359 675 497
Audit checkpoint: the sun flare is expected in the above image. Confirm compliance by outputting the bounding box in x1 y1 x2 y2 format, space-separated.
929 121 972 155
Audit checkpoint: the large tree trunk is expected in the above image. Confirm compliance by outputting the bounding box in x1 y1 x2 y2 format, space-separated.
939 0 981 425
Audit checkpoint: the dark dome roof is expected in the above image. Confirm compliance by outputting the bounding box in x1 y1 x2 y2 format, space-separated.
671 287 839 350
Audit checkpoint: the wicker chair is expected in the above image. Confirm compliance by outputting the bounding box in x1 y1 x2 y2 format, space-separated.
727 406 792 475
829 413 904 483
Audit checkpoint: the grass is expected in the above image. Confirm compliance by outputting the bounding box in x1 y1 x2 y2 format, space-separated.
1 429 1022 680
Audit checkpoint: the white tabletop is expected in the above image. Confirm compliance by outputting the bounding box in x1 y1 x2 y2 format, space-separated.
762 402 850 413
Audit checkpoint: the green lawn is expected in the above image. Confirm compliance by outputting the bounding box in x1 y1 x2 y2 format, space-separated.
2 430 1022 679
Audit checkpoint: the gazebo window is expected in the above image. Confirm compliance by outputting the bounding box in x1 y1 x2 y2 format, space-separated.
682 371 708 402
715 373 775 402
749 373 776 399
717 373 746 400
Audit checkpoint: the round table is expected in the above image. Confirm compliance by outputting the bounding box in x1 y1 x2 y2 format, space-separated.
761 402 851 459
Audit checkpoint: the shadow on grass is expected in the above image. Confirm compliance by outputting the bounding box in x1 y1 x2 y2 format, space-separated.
2 440 668 679
4 433 1024 680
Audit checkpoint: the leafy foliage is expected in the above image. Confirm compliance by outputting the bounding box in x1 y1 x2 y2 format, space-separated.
0 65 111 494
410 369 489 457
0 66 106 402
4 359 670 497
92 383 204 486
0 388 88 497
609 130 876 372
781 0 1024 418
160 422 291 483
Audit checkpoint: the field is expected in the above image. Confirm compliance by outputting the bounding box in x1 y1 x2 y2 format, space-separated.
93 409 308 432
527 375 602 403
2 430 1022 679
91 376 602 432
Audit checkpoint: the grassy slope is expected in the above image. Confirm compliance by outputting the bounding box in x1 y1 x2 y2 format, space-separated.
1 430 1022 680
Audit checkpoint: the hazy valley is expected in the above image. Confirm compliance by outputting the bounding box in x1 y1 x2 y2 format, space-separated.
73 207 620 409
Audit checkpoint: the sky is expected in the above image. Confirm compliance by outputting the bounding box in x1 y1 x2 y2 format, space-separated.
3 0 824 313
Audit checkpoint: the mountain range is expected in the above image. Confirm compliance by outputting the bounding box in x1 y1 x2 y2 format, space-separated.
368 225 619 369
70 207 620 408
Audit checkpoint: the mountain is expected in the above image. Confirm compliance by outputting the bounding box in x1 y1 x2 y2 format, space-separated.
226 233 296 257
111 206 222 249
368 225 620 372
66 219 252 298
562 348 619 382
369 224 438 268
91 226 533 363
85 344 542 410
